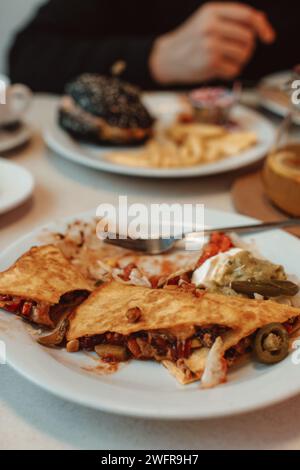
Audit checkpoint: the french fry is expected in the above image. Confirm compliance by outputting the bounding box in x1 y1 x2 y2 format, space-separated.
107 123 257 169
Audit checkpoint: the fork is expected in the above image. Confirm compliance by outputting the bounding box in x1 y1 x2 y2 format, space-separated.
104 218 300 254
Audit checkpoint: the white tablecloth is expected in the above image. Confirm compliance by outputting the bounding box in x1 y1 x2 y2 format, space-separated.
1 94 300 450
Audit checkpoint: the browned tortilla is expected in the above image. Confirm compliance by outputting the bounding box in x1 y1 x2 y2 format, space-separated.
67 280 300 341
0 245 92 304
67 280 300 384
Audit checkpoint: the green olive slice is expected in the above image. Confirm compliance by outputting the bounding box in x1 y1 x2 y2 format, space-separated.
254 323 289 364
231 280 299 298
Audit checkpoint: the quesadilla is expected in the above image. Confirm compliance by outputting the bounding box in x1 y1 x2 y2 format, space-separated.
0 245 91 327
67 280 300 385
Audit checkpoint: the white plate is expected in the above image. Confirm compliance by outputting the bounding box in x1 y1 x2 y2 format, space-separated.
1 209 300 419
0 159 34 215
0 122 32 153
44 93 275 178
259 71 300 125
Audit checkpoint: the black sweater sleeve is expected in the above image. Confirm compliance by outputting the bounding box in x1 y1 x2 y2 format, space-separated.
9 0 157 93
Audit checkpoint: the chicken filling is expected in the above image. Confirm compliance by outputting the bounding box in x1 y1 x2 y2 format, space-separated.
78 324 231 363
0 290 89 327
77 316 300 371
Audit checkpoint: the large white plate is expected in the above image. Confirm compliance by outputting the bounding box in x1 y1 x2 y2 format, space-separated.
44 93 275 178
1 209 300 419
0 158 34 215
259 70 300 125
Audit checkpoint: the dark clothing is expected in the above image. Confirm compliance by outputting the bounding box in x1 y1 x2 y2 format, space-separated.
8 0 300 93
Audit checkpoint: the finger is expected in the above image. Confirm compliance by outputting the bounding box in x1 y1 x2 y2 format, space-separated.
214 2 260 21
216 58 242 80
216 19 255 46
254 11 276 44
218 38 254 65
214 3 276 43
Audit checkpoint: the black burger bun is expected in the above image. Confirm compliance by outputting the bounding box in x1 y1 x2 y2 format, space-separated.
58 74 155 146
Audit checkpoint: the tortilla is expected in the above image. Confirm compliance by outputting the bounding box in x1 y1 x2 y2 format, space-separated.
68 280 299 339
67 280 300 384
0 245 91 304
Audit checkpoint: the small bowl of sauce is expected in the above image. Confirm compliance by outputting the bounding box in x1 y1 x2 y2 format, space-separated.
189 87 236 124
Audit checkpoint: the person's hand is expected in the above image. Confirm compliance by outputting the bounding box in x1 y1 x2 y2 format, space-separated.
149 2 275 85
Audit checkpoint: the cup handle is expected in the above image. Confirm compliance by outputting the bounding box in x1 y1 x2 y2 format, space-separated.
8 84 32 116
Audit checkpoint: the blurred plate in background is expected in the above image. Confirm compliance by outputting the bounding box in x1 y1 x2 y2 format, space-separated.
259 71 300 125
0 158 34 214
44 92 275 179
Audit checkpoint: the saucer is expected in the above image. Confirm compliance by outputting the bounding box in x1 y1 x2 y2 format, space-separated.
0 122 32 153
0 158 34 214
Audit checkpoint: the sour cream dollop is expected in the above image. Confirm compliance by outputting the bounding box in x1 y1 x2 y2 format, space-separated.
192 248 244 287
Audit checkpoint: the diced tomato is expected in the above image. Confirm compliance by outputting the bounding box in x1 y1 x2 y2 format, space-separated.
167 276 180 286
219 235 234 252
210 232 222 244
149 276 160 288
4 299 22 313
196 232 234 268
127 338 141 358
120 263 137 281
196 243 219 266
0 294 12 302
283 322 293 334
21 301 32 317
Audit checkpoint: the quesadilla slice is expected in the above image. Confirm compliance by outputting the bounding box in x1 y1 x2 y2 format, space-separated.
0 245 91 327
67 280 300 385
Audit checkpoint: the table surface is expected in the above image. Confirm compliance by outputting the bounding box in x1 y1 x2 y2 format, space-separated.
1 93 300 450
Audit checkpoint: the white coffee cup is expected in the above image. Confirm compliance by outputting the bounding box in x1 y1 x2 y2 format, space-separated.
0 74 32 126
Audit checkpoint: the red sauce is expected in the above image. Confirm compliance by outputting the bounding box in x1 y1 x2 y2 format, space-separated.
196 232 234 268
